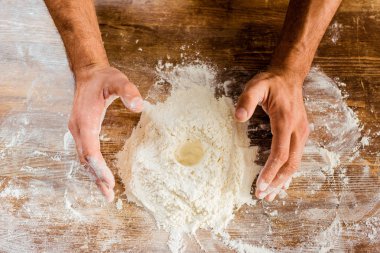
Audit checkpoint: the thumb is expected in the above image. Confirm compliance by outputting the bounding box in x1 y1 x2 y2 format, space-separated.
235 82 266 122
108 79 144 113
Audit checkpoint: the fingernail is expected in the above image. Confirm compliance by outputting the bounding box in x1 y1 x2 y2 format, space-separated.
128 97 144 111
235 107 247 121
258 181 269 192
258 191 267 199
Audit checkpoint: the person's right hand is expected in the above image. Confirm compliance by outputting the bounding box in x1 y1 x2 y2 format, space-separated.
68 65 143 202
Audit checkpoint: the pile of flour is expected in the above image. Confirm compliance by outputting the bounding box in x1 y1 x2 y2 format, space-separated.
117 63 260 245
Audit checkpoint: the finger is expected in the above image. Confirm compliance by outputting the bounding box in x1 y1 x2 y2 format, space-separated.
80 127 115 189
282 177 292 190
235 82 266 122
96 179 115 202
107 79 143 112
269 126 309 189
257 186 278 200
265 188 288 202
265 188 281 202
257 178 290 200
255 128 291 199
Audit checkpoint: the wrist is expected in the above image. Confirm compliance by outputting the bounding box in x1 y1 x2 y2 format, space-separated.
73 58 110 82
66 36 110 80
269 42 312 85
266 65 305 89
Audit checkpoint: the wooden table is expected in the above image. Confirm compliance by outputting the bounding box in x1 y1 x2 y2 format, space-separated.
0 0 379 252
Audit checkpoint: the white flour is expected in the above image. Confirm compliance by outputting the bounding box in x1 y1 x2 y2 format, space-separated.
1 0 378 252
117 63 261 251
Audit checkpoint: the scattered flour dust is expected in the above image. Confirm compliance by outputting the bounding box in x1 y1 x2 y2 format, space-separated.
2 0 375 251
117 63 265 252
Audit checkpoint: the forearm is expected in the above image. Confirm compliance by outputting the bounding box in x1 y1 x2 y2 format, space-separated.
270 0 342 80
44 0 108 76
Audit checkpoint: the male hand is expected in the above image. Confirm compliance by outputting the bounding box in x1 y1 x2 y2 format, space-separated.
68 66 143 202
235 68 309 201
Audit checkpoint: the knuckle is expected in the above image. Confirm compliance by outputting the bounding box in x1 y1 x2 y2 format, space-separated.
284 162 298 174
285 119 294 129
274 171 288 182
282 106 294 117
81 148 90 159
276 151 289 163
260 171 275 184
269 149 289 165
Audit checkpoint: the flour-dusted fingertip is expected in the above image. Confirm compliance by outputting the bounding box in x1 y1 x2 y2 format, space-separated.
266 187 281 202
105 189 115 203
284 177 292 190
96 179 115 203
121 96 144 112
129 97 144 112
257 191 267 200
266 192 277 202
257 181 269 192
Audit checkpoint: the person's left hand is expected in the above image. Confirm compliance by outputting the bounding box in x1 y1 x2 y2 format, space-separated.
235 68 310 201
68 65 143 202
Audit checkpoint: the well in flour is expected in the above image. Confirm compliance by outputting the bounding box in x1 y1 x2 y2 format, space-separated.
117 63 261 252
175 139 205 167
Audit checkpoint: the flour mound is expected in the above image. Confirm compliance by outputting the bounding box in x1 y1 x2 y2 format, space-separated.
117 64 259 235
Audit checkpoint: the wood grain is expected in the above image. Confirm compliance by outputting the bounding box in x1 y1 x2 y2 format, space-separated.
0 0 379 252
